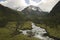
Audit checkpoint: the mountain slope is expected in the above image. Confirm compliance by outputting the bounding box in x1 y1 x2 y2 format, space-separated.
47 1 60 38
48 1 60 24
22 5 46 17
22 5 48 23
37 1 60 39
0 4 24 27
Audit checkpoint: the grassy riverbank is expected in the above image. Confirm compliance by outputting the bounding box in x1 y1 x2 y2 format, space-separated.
36 24 60 38
0 28 40 40
19 21 32 30
0 21 40 40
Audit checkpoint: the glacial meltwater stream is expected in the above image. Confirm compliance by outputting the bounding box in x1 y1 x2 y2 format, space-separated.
19 23 54 40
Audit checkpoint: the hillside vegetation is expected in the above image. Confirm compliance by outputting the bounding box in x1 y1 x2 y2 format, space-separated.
0 1 60 39
36 1 60 38
0 4 40 40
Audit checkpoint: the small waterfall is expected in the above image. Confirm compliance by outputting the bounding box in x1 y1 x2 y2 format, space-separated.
19 23 54 40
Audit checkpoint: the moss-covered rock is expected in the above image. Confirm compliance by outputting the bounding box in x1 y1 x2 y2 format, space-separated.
19 21 32 30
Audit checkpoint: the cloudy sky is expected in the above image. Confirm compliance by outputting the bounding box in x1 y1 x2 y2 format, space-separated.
0 0 59 12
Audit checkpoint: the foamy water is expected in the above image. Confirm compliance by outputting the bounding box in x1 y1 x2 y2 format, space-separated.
19 23 54 40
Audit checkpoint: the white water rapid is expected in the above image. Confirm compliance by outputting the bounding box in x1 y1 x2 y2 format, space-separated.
19 23 54 40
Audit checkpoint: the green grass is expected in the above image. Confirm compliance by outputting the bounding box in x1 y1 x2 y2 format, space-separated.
0 28 40 40
19 21 32 30
0 28 12 40
6 22 17 30
6 21 32 30
10 34 40 40
0 21 40 40
36 24 60 38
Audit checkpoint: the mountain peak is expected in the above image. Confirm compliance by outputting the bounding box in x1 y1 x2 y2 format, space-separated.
21 5 47 18
24 5 42 12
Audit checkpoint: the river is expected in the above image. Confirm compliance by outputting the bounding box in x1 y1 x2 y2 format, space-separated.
19 23 54 40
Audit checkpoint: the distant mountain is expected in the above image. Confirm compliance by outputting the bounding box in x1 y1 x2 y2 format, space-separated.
22 5 48 19
22 5 42 16
22 5 48 23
